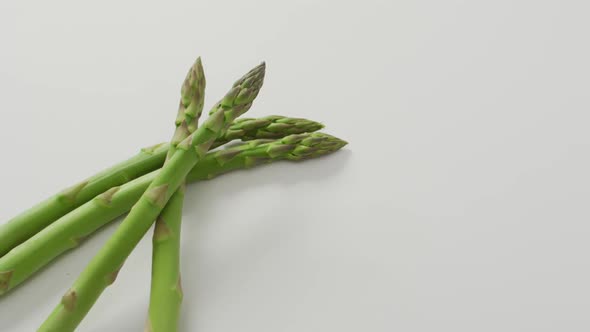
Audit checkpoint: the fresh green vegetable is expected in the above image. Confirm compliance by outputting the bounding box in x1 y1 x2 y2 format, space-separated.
147 113 326 332
169 56 206 161
0 144 167 258
0 115 320 259
147 56 206 332
218 115 324 145
38 62 266 332
0 57 206 262
0 53 349 332
147 187 185 332
0 132 346 297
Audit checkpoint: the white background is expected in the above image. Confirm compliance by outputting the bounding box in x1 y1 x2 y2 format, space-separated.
1 0 589 331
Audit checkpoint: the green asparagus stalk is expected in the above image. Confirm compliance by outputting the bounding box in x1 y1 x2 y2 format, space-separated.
147 188 185 332
147 56 206 332
0 133 346 297
0 117 324 295
0 116 320 259
39 62 267 332
0 57 206 260
0 144 167 258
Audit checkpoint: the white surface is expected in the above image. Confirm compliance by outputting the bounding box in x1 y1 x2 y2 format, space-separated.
1 0 590 331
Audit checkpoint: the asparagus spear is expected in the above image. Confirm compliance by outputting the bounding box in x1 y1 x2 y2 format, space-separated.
39 62 267 331
0 58 205 260
0 144 167 258
170 56 206 159
218 115 324 145
148 125 342 332
0 132 346 297
147 188 185 332
0 116 320 258
145 64 329 332
147 56 206 332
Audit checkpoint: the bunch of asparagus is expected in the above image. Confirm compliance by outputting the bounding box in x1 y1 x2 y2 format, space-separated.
0 57 346 331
